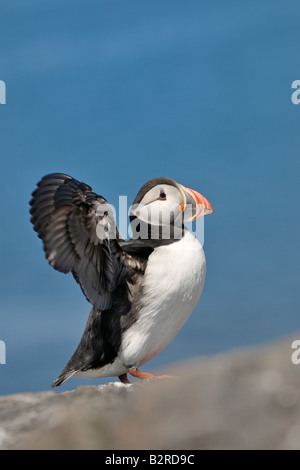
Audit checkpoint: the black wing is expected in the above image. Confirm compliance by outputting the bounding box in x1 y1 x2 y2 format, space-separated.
30 173 128 311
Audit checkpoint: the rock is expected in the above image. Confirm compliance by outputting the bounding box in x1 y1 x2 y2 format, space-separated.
0 334 300 450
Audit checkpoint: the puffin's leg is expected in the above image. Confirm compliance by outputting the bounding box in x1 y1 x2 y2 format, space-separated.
118 373 131 384
128 369 176 380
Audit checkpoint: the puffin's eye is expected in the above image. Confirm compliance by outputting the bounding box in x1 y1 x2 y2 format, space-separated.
158 191 167 200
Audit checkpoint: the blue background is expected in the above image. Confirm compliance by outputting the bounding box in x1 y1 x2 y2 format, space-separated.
0 0 299 395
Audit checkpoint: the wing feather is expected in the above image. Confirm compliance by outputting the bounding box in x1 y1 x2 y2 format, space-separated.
30 173 127 310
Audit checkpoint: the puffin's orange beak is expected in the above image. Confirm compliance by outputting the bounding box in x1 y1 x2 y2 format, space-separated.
179 185 214 221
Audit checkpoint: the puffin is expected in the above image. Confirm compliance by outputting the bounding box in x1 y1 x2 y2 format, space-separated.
29 173 213 386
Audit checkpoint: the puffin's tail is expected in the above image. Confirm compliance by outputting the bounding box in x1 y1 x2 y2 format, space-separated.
51 370 77 388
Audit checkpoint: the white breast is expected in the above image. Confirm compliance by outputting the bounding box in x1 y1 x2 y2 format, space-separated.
120 230 207 368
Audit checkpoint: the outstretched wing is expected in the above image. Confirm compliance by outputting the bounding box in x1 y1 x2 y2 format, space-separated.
30 173 127 311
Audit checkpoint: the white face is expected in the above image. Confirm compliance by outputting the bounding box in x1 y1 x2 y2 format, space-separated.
130 184 183 227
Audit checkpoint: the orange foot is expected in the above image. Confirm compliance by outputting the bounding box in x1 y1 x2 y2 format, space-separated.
128 369 176 380
118 373 131 384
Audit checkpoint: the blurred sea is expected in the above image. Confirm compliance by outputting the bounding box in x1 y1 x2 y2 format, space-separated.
0 0 299 395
